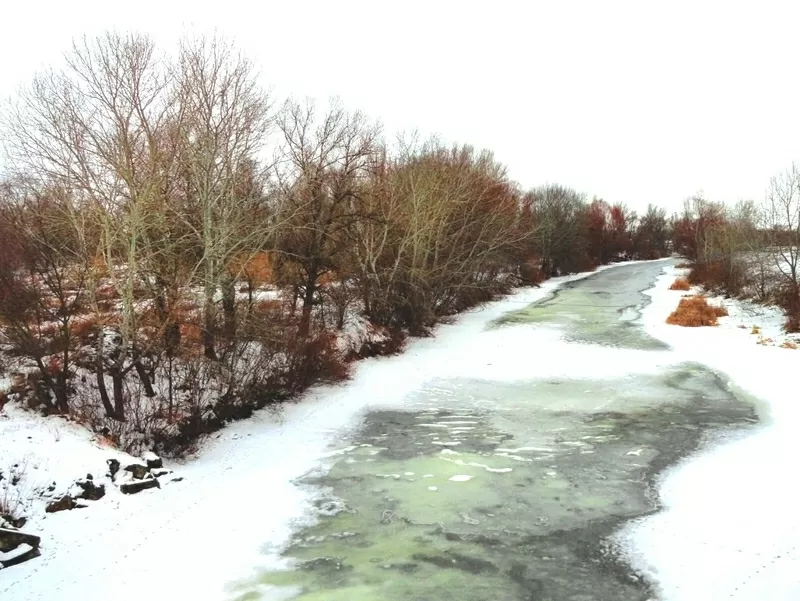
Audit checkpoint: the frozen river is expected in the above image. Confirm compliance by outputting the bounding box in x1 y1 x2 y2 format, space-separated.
230 261 760 601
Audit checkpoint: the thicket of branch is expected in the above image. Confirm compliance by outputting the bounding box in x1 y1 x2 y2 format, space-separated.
671 178 800 331
0 32 672 454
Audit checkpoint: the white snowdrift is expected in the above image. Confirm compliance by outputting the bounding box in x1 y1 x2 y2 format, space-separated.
618 264 800 601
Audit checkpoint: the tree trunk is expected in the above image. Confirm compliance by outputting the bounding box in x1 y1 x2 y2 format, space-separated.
203 286 217 359
164 322 181 356
221 273 236 339
111 371 126 422
32 357 57 412
290 285 299 317
96 359 117 420
167 354 174 422
54 375 69 414
299 279 316 339
134 359 156 397
155 278 181 355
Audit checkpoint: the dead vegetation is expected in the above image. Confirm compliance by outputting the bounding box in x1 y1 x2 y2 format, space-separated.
0 31 676 456
669 277 691 291
666 295 728 327
672 184 800 331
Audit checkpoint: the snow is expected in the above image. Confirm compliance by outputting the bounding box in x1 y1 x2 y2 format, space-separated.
617 263 800 601
0 404 134 525
2 258 797 601
141 452 160 464
0 264 627 601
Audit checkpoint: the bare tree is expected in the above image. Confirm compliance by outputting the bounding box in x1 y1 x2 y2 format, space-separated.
175 35 274 358
765 165 800 285
0 180 89 413
523 184 588 277
351 139 523 331
765 164 800 328
2 32 177 420
274 98 379 338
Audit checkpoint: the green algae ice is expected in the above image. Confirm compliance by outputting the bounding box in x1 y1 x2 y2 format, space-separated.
228 263 761 601
494 262 669 350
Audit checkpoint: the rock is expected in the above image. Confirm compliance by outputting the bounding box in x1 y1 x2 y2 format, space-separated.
1 515 27 529
0 528 40 552
75 479 105 501
142 452 162 470
106 458 120 478
150 468 172 478
120 478 160 495
0 528 41 569
45 495 80 513
123 462 149 480
0 391 7 412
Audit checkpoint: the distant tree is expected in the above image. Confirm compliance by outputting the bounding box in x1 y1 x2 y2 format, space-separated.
633 204 669 259
522 184 588 276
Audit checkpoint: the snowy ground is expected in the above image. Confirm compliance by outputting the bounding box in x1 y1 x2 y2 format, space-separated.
0 264 628 601
617 264 800 601
1 259 798 601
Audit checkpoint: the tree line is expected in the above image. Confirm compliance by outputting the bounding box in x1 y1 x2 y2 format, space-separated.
672 172 800 332
0 32 672 452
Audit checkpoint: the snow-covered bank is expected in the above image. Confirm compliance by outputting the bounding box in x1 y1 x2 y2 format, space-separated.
0 262 642 601
619 264 800 601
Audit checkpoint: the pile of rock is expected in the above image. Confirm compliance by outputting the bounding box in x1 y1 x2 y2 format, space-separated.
108 452 177 494
0 526 40 570
44 452 178 515
44 474 107 514
2 452 180 570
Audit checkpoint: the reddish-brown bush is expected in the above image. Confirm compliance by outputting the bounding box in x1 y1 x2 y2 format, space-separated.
669 277 691 291
283 330 350 392
688 260 746 296
666 295 728 327
777 284 800 333
70 315 100 342
349 325 407 360
229 251 276 286
94 283 119 301
519 258 546 286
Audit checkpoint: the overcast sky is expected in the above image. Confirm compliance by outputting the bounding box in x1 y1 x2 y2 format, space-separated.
2 0 799 212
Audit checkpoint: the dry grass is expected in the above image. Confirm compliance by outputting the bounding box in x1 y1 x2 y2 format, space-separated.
780 340 798 350
669 277 691 291
229 251 276 285
675 262 693 269
751 326 761 335
666 295 728 327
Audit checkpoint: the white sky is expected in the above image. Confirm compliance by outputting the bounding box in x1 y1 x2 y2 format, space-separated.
2 0 799 213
